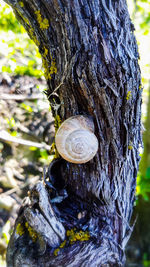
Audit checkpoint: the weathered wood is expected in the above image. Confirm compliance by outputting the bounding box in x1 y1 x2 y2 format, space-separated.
4 0 142 266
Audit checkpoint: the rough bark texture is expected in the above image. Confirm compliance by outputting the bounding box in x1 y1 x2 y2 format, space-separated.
4 0 142 266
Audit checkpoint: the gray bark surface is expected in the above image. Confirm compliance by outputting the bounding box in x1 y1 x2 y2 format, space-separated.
4 0 142 266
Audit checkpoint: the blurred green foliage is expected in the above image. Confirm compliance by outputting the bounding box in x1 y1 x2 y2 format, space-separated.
135 0 150 34
127 0 150 201
0 1 42 78
0 1 53 168
0 3 25 33
20 103 33 113
143 252 150 267
136 173 150 201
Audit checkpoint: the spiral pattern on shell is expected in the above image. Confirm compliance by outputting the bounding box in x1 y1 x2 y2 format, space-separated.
55 115 98 164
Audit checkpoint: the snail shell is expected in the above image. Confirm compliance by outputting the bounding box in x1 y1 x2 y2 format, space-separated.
55 115 98 164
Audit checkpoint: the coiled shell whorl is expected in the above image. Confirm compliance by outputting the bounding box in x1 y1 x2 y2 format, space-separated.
55 115 98 164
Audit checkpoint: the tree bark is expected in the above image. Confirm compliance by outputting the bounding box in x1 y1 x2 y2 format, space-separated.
4 0 142 266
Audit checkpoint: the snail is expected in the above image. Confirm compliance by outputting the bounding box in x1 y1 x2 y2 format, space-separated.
55 115 98 164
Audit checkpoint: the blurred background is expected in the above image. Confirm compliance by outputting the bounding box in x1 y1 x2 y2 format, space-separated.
0 0 150 266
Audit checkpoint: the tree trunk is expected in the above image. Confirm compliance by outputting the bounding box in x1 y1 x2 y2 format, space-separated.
4 0 142 266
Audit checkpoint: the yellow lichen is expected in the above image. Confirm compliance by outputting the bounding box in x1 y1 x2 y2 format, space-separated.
128 141 133 150
16 223 25 236
59 240 66 248
49 115 61 159
35 10 49 30
139 84 142 90
126 91 132 100
50 142 59 159
42 46 57 80
54 248 60 256
24 17 29 25
53 229 90 256
53 241 66 256
66 228 90 244
43 47 48 58
50 60 57 75
19 1 24 7
54 115 61 133
16 222 38 242
16 8 29 25
28 28 40 46
25 222 37 242
42 57 57 80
